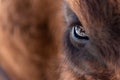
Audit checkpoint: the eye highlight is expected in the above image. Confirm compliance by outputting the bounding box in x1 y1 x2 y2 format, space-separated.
65 6 89 47
70 24 89 47
72 25 89 40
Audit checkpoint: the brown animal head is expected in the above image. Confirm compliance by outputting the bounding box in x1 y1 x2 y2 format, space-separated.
0 0 120 80
63 0 120 80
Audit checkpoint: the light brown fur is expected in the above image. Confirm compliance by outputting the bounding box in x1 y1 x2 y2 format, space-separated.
0 0 120 80
0 0 64 80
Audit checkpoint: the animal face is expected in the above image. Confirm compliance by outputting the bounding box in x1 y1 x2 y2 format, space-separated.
0 0 120 80
63 0 120 80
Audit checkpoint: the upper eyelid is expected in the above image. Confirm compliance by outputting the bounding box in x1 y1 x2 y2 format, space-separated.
65 5 82 26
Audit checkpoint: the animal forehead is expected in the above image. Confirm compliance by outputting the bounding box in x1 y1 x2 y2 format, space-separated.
66 0 120 8
66 0 120 25
66 0 120 14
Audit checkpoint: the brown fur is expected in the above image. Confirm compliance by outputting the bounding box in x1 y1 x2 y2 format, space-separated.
63 0 120 80
0 0 64 80
0 0 120 80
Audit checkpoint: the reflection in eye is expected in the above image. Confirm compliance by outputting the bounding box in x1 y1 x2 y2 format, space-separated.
65 6 89 47
70 24 89 47
68 12 89 46
72 25 89 40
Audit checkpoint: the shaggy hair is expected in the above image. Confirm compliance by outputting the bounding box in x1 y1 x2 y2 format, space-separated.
0 0 120 80
63 0 120 80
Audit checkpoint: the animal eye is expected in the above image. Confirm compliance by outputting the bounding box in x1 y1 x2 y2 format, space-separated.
71 25 89 40
65 6 89 47
70 24 89 47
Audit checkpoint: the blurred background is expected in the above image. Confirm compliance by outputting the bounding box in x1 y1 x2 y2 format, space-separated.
0 0 65 80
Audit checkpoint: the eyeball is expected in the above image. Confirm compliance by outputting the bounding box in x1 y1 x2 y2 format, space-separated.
70 25 89 47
